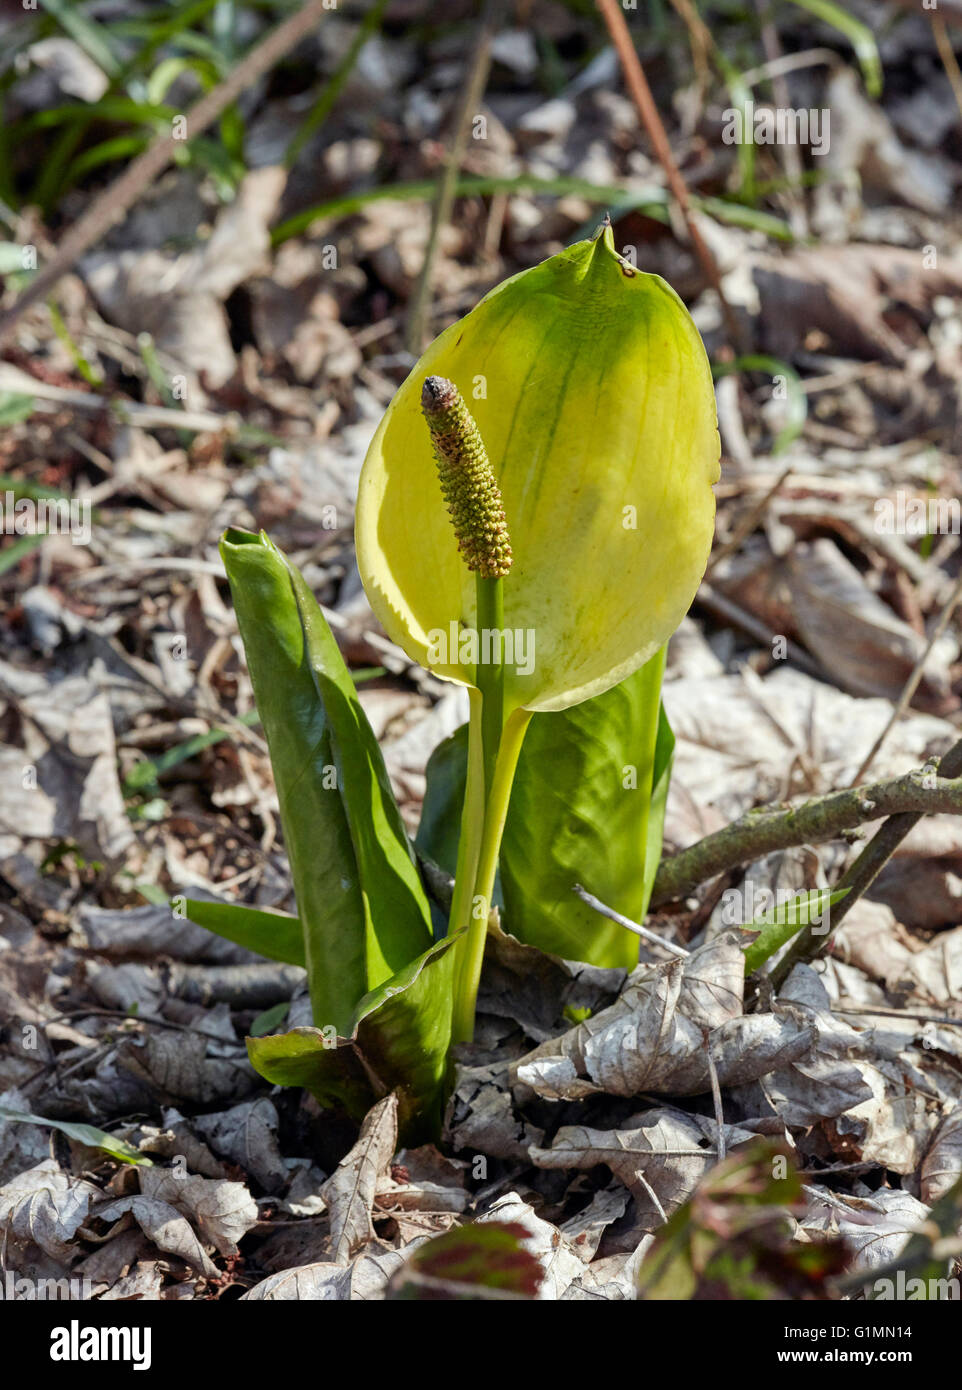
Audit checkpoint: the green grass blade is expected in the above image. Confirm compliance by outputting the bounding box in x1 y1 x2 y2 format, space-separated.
788 0 882 97
0 1105 150 1165
742 888 849 976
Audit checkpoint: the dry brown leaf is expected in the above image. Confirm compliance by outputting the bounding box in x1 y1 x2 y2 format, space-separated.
0 1158 98 1262
529 1110 756 1230
137 1168 257 1257
242 1247 408 1301
321 1092 398 1265
476 1193 583 1299
921 1106 962 1204
513 934 814 1101
93 1194 219 1278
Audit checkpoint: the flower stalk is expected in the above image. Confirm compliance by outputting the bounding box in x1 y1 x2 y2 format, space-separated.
422 375 524 1040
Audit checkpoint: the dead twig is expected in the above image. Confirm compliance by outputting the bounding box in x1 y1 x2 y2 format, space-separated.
406 0 504 354
573 883 689 958
595 0 745 351
652 754 962 905
706 466 793 574
705 1037 727 1162
932 13 962 129
768 735 962 989
696 582 825 681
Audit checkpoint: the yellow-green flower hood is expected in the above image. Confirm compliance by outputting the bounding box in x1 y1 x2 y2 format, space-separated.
356 223 720 714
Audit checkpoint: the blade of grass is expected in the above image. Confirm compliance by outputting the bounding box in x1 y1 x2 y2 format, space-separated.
0 1104 150 1165
47 298 104 387
0 532 50 576
285 0 390 170
712 353 807 454
38 0 123 81
272 175 794 247
788 0 882 97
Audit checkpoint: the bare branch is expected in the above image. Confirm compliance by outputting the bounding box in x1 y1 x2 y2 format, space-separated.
652 756 962 905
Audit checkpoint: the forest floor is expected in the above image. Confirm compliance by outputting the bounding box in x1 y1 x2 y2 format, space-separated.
1 0 962 1300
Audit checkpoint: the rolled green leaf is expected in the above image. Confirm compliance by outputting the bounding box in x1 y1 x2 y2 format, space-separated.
0 1106 150 1166
220 529 433 1034
741 888 848 977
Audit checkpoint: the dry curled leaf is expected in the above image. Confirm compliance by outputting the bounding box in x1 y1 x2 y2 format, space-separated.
530 1109 756 1229
242 1247 409 1301
920 1106 962 1205
321 1092 398 1265
93 1194 219 1278
137 1168 258 1257
0 1158 98 1262
513 934 813 1101
476 1194 584 1300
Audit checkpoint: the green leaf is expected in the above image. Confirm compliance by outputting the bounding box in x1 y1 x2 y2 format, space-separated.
741 888 849 977
417 654 671 968
415 733 468 888
244 1027 373 1126
388 1222 542 1300
788 0 882 98
247 932 462 1143
183 898 304 968
220 530 434 1034
637 1140 845 1300
287 558 434 982
249 1001 291 1037
0 391 36 424
203 516 362 1031
0 1106 151 1166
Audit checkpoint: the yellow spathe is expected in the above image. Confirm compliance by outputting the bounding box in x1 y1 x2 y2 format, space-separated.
356 222 720 714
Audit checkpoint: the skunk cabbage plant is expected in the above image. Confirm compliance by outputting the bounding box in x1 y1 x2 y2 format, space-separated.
183 223 721 1139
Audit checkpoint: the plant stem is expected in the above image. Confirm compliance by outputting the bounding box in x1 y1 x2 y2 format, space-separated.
475 574 505 798
446 687 485 940
450 573 508 1041
451 705 531 1044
